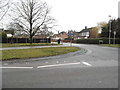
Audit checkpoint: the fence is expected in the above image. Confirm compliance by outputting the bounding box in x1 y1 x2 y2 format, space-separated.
1 38 51 43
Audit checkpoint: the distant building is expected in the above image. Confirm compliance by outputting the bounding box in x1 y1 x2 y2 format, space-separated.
0 28 4 31
3 30 14 38
68 30 81 40
79 26 102 39
79 26 92 39
53 34 59 40
52 31 68 40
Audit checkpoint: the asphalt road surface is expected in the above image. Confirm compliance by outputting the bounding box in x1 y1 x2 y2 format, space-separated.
1 43 118 88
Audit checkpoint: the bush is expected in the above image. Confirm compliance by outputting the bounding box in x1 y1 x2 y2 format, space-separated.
77 38 120 44
0 32 7 38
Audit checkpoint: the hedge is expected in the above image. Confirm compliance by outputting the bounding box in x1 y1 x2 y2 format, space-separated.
77 38 120 44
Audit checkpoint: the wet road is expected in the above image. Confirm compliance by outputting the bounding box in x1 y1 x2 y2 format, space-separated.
1 43 118 88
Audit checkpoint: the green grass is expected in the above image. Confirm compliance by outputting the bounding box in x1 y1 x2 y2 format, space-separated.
2 43 61 48
101 44 120 47
1 47 80 60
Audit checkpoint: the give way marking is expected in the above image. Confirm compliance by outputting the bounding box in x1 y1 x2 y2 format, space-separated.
0 67 33 69
0 61 92 69
37 62 81 69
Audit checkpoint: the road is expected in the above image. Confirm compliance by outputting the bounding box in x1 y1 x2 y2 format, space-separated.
1 43 118 88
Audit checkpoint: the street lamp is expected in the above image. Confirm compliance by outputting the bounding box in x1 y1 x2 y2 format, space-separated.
113 31 116 44
108 15 111 45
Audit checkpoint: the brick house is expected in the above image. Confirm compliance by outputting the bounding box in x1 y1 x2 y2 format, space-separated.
53 31 68 40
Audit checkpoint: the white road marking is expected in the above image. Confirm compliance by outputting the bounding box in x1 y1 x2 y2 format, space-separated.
82 62 92 66
3 63 8 66
101 47 115 49
56 61 59 63
45 62 48 63
0 67 33 69
37 62 81 69
102 47 109 48
26 62 29 64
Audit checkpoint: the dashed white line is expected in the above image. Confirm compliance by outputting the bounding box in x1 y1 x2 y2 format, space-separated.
45 62 48 63
0 67 33 69
37 62 81 69
82 61 92 66
3 63 8 66
56 61 59 63
26 62 29 64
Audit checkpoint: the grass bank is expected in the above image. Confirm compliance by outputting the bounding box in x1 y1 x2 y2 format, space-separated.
100 44 120 47
2 43 61 48
2 47 80 60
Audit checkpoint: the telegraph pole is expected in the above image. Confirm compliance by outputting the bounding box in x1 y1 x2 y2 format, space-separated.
108 15 111 45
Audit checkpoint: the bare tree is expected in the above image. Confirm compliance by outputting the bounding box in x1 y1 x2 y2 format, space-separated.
0 0 10 21
11 0 55 43
7 22 24 36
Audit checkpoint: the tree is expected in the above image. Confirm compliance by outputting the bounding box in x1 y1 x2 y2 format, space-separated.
100 18 120 38
7 22 24 37
0 31 7 38
116 18 120 38
11 0 55 43
0 0 10 21
100 24 109 38
91 27 99 38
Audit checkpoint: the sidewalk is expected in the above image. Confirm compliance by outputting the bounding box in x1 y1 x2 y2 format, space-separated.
0 43 71 50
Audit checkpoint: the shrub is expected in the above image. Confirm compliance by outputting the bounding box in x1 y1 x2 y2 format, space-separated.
0 32 7 38
77 38 120 44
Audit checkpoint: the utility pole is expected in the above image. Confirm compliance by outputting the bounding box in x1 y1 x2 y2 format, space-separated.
108 15 111 45
113 31 116 44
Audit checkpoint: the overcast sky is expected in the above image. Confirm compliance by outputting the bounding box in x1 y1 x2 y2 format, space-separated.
1 0 119 33
44 0 119 33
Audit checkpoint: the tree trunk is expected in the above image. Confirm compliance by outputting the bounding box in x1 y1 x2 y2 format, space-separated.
29 35 33 44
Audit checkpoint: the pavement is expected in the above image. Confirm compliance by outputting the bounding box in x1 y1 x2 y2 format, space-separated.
0 43 119 88
0 42 69 50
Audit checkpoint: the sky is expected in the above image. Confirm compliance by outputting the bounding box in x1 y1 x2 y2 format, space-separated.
0 0 119 34
44 0 119 33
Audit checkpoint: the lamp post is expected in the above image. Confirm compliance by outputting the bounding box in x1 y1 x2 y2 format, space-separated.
108 15 111 45
62 32 64 44
113 31 116 44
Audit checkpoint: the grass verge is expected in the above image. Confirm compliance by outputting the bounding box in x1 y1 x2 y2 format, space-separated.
2 43 61 48
100 44 120 48
2 47 80 60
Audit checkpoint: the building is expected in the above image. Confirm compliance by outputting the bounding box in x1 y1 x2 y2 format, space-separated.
67 30 81 40
79 26 93 39
52 31 68 40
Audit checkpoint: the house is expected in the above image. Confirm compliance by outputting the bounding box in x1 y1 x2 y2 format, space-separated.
79 26 102 39
68 30 81 40
79 26 93 39
58 31 68 40
52 31 68 40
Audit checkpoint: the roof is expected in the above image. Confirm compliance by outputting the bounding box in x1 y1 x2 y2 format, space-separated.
80 27 93 33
